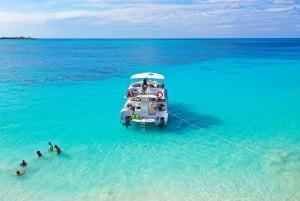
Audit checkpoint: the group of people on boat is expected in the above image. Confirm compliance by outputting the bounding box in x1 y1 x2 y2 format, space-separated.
142 78 164 91
13 142 62 176
129 78 165 94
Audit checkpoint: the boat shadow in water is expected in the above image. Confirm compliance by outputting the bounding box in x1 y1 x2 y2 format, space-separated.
165 103 222 133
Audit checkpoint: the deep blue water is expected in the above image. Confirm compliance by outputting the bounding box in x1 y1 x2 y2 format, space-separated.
1 38 300 85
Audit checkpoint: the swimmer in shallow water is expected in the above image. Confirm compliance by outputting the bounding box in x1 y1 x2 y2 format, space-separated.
36 150 42 157
13 170 25 176
19 160 27 168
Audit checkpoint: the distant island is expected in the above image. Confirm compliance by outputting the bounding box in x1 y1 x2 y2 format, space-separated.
1 36 35 40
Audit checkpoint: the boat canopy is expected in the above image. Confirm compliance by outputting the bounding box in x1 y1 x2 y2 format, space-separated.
130 72 165 80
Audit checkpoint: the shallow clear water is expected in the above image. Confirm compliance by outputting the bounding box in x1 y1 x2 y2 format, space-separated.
0 39 300 201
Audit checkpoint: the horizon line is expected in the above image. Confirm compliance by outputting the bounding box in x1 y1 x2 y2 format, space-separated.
2 37 300 40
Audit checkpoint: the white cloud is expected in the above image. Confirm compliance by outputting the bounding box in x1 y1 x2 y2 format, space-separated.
272 0 296 5
0 0 299 37
266 6 294 12
0 11 46 24
0 2 297 24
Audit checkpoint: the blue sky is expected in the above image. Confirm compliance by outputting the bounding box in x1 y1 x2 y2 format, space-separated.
1 0 300 38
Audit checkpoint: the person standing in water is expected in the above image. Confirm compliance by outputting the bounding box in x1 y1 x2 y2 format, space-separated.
54 145 61 155
48 142 53 152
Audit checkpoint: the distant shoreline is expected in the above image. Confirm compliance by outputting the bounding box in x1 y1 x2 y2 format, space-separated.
0 36 35 40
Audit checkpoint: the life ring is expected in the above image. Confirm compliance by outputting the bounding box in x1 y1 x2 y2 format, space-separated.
157 92 163 99
126 90 134 97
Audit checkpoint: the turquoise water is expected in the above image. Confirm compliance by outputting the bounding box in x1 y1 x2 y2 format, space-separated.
0 39 300 201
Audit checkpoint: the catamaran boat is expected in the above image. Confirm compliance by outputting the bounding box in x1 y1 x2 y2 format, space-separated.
120 72 168 128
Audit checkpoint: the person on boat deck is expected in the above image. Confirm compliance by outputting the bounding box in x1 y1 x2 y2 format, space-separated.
36 150 42 157
142 78 147 91
20 160 27 168
156 103 164 111
48 142 53 152
54 145 61 155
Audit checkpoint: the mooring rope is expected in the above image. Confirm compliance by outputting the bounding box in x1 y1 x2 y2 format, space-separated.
169 111 264 157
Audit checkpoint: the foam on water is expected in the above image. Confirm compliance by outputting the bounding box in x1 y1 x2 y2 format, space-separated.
0 39 300 201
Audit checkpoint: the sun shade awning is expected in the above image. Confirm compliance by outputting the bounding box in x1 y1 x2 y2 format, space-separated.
130 72 165 80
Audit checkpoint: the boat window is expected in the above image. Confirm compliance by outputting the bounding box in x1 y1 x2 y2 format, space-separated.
132 83 141 87
131 97 141 101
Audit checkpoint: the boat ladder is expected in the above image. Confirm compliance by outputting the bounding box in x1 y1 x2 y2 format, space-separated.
140 98 148 114
140 120 146 129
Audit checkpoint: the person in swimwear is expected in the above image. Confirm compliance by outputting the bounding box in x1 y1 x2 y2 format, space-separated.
142 78 147 92
13 170 25 176
19 160 27 168
54 145 61 154
48 142 53 152
36 150 42 157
